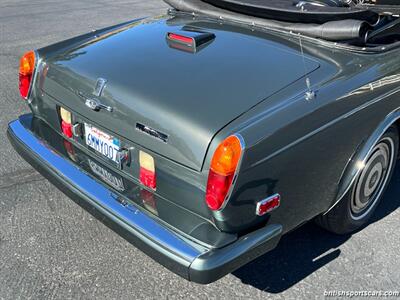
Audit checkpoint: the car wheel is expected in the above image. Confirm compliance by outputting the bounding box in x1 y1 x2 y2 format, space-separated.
316 125 398 235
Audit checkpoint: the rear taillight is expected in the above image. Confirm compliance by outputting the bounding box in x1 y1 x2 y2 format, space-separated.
139 151 156 190
59 107 73 138
19 51 36 99
206 135 243 211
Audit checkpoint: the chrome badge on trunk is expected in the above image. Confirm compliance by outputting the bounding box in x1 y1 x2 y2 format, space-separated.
136 123 168 143
93 78 107 97
78 78 114 112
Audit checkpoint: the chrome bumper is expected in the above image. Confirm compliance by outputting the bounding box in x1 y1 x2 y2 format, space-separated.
7 114 282 284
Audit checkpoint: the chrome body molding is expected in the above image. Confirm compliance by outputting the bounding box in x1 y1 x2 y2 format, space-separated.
26 50 42 104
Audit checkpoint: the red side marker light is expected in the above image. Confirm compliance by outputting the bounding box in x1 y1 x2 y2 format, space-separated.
256 194 281 216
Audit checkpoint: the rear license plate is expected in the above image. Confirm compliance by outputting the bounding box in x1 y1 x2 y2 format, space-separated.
88 158 125 192
85 124 120 163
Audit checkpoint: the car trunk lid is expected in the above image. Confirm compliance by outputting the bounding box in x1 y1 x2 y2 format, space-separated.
42 15 319 171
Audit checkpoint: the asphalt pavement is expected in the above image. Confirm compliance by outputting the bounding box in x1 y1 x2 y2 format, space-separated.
0 1 399 299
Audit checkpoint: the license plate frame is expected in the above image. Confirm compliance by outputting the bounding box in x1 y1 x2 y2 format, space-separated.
84 123 121 164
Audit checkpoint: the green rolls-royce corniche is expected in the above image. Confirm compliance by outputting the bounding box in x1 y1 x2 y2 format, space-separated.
8 0 400 283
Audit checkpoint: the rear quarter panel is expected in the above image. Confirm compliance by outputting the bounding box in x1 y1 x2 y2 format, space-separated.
209 43 400 234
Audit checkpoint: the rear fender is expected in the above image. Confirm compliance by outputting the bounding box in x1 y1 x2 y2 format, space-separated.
325 107 400 215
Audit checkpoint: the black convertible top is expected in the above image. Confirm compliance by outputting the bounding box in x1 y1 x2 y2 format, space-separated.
164 0 400 45
203 0 379 24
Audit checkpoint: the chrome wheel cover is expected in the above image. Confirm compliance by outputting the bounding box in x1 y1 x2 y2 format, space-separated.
350 137 395 221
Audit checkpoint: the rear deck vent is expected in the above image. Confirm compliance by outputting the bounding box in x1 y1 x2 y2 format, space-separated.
166 30 215 53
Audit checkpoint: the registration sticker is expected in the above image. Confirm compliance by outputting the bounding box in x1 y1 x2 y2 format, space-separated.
85 124 120 163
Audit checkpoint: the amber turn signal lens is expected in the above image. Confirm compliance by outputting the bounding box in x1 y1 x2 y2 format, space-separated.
19 51 36 76
19 50 36 99
210 135 242 176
